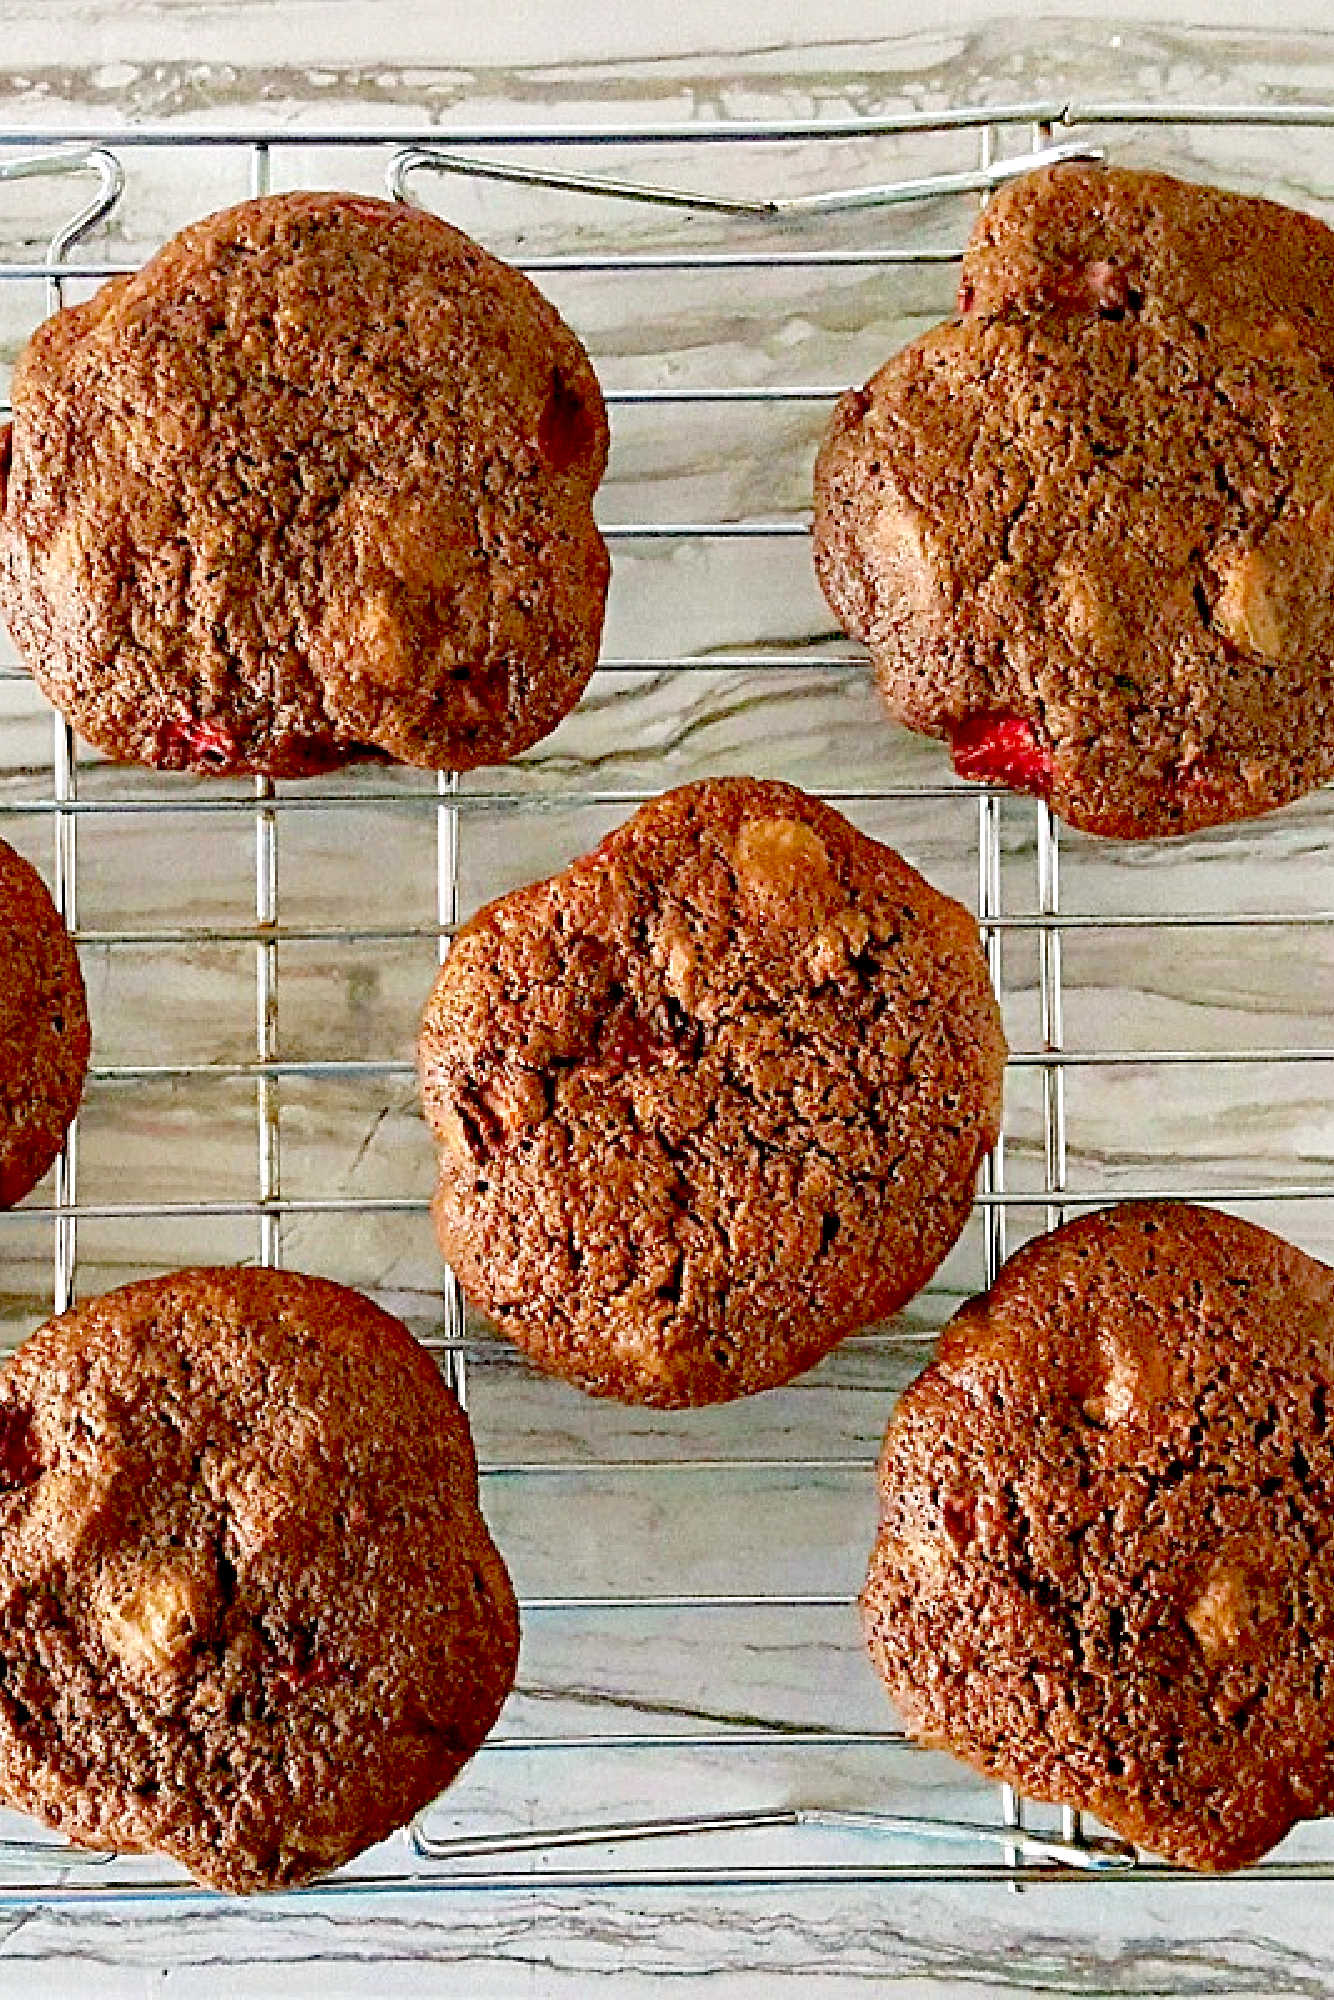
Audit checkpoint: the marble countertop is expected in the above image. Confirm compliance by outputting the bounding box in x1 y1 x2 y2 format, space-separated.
0 3 1333 1992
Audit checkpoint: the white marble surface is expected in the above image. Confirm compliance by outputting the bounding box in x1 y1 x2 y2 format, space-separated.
0 3 1333 1992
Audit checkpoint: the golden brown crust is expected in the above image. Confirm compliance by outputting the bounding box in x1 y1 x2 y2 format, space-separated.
0 192 609 776
863 1202 1334 1870
813 164 1334 838
419 776 1006 1407
0 1267 519 1892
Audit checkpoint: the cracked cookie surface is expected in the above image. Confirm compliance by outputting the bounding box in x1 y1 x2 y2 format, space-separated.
0 192 609 776
0 837 89 1206
0 1267 519 1892
813 164 1334 837
418 776 1006 1407
863 1201 1334 1870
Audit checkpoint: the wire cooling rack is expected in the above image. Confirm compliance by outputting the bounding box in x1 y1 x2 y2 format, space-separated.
0 103 1331 1904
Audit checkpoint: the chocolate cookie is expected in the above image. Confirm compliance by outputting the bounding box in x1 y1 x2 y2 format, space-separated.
0 837 89 1205
419 777 1006 1407
863 1202 1334 1870
814 164 1334 837
0 191 609 776
0 1267 519 1892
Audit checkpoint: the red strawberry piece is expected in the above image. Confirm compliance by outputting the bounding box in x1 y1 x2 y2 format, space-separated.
0 1404 42 1491
157 713 238 769
1175 760 1230 813
601 1013 671 1072
1049 260 1138 317
275 1652 335 1695
538 367 598 474
949 713 1054 795
941 1491 977 1552
268 1627 336 1697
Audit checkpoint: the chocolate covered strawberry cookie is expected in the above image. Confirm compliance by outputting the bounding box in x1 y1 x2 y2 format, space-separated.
0 1267 519 1891
814 164 1334 837
864 1202 1334 1868
0 192 609 776
419 776 1006 1406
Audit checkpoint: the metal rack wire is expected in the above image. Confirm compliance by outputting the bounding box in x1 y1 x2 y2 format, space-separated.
0 103 1330 1903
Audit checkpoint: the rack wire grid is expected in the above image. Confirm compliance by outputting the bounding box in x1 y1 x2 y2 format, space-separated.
0 101 1330 1905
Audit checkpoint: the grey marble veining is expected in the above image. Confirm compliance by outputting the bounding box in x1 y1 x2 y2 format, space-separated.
0 7 1331 1992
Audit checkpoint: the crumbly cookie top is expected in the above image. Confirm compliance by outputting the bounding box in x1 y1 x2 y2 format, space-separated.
0 192 609 776
0 1266 518 1892
864 1200 1334 1869
814 165 1334 837
420 776 1006 1406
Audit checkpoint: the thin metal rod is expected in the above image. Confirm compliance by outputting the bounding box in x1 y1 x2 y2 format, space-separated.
0 109 1077 146
508 247 961 271
76 924 452 948
481 1456 873 1476
38 149 124 1315
14 788 1334 823
90 1058 418 1081
0 1197 431 1221
1034 801 1085 1858
519 1594 849 1611
3 1858 1334 1903
972 125 1028 1890
0 784 999 816
82 1042 1334 1083
1064 101 1334 126
0 247 963 278
248 145 282 1273
479 1729 909 1752
978 799 1007 1296
50 741 77 1318
1038 810 1068 1233
436 769 468 1411
3 1183 1334 1227
411 1803 1133 1872
765 143 1101 215
391 144 778 214
605 386 844 404
389 138 1100 217
254 777 280 1266
10 103 1334 148
975 135 1007 1303
601 519 809 537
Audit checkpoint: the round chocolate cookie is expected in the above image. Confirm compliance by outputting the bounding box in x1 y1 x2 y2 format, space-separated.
863 1202 1334 1871
419 776 1006 1407
0 837 89 1206
814 164 1334 838
0 191 609 776
0 1267 519 1892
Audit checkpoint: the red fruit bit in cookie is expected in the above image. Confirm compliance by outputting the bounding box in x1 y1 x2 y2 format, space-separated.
601 1012 671 1072
157 713 238 769
268 1626 336 1697
538 366 597 474
1174 760 1232 815
941 1491 977 1552
1048 261 1142 319
949 713 1054 796
0 1404 42 1491
275 1652 335 1695
600 1002 699 1076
